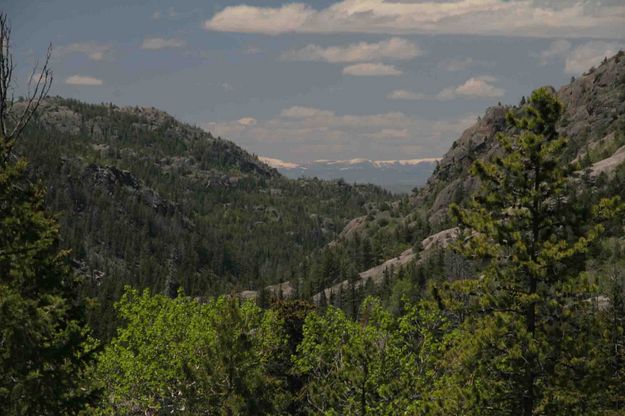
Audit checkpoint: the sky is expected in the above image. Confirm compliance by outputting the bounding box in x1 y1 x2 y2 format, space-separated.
4 0 625 162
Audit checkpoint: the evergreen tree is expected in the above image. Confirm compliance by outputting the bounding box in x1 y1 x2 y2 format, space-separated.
0 12 96 415
444 88 621 415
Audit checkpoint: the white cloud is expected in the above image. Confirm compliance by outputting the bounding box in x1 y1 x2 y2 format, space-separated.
387 89 425 100
65 75 103 86
141 37 186 50
56 42 113 61
343 63 402 76
564 41 624 74
281 106 335 118
238 117 257 126
203 0 625 38
281 37 422 63
203 3 315 36
202 107 477 161
437 76 504 100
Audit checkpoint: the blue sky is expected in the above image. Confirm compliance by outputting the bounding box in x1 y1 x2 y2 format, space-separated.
4 0 625 162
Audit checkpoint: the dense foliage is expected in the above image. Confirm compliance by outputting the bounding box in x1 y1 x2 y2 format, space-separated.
0 117 95 415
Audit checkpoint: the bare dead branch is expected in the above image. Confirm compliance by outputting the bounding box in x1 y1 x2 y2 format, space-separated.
9 44 53 140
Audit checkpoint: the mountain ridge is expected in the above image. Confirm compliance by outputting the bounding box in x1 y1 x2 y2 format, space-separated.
260 156 440 193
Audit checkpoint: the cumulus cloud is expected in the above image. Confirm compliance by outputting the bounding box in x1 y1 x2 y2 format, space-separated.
387 89 426 100
141 37 186 50
203 0 625 38
281 37 422 63
437 76 504 100
343 63 402 76
56 42 113 61
65 75 103 86
203 3 315 36
564 41 624 74
202 107 477 161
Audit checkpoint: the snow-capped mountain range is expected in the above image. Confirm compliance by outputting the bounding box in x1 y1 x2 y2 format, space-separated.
259 157 440 193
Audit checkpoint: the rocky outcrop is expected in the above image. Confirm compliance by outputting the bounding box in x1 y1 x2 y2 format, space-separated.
237 281 297 301
421 227 460 251
312 248 416 304
83 164 176 216
590 145 625 176
328 216 367 247
413 105 509 224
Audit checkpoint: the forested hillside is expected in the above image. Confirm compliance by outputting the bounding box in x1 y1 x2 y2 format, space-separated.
15 97 393 336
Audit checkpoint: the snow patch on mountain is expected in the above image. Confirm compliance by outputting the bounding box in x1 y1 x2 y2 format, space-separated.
260 156 441 193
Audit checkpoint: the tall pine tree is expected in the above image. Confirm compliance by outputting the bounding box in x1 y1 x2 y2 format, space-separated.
442 88 621 415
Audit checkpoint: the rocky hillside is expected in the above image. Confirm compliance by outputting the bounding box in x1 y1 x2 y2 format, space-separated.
305 51 625 308
415 51 625 226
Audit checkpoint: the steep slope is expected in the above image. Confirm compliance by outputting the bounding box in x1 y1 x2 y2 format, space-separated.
415 51 625 226
17 97 394 336
311 51 625 307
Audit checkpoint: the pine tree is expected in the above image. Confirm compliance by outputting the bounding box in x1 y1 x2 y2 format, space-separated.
444 88 621 415
0 12 96 414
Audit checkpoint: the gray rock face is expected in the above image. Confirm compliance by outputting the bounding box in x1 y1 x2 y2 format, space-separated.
414 52 625 226
83 164 176 216
311 226 465 304
312 247 416 305
16 100 82 135
237 281 297 302
421 227 459 252
590 145 625 176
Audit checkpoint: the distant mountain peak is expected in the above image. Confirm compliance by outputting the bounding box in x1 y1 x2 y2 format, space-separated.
260 156 440 192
